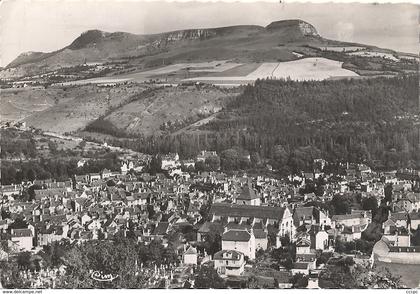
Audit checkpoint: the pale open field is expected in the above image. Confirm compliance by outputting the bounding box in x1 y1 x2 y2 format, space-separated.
319 46 366 52
58 60 242 85
56 58 358 87
184 57 358 83
348 51 399 62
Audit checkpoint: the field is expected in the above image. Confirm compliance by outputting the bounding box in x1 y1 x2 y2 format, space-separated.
184 57 358 84
319 46 366 52
57 57 361 87
59 60 243 85
348 51 399 62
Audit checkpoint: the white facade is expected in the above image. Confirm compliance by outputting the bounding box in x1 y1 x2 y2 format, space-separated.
315 231 329 250
214 250 245 276
222 230 256 260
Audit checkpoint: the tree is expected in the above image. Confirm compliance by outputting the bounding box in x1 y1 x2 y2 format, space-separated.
361 197 378 213
16 251 33 270
329 194 352 215
194 265 226 289
205 156 220 171
59 239 147 289
220 148 239 170
290 273 309 288
271 145 288 169
202 224 223 256
384 184 393 203
247 275 260 289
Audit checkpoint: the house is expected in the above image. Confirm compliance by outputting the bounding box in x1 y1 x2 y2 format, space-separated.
151 222 170 240
197 222 222 242
181 160 195 169
293 206 331 228
161 153 180 170
89 173 101 182
121 161 134 175
409 212 420 230
382 217 411 246
331 211 371 228
254 229 268 250
235 182 261 206
196 151 218 162
314 230 329 250
11 228 33 251
213 250 245 276
183 245 198 265
0 185 21 196
292 235 316 275
394 192 420 212
339 225 364 242
102 169 112 179
222 228 256 259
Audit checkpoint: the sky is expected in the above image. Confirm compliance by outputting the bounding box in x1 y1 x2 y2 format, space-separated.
0 0 418 67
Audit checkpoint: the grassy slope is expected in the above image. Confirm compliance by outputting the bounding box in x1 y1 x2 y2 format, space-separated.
23 84 148 134
103 86 237 136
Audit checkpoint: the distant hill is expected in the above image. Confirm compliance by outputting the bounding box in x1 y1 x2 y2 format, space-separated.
4 19 368 78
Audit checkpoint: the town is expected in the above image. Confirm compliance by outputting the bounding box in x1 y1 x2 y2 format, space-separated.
1 140 420 288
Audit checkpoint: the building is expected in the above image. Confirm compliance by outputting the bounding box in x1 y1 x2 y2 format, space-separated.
331 210 371 228
213 250 245 276
11 228 33 251
293 206 331 228
210 203 294 241
161 153 180 170
235 182 261 206
196 151 218 162
183 245 198 265
372 236 420 264
222 228 256 259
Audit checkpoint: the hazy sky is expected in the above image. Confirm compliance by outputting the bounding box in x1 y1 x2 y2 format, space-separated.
0 0 418 67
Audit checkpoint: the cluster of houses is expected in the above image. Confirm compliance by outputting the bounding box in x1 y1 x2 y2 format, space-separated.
1 153 420 288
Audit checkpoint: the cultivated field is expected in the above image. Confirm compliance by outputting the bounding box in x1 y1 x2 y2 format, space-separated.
319 46 366 52
58 60 242 85
184 57 359 83
348 51 399 62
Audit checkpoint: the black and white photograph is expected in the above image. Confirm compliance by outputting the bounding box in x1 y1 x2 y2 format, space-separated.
0 0 419 290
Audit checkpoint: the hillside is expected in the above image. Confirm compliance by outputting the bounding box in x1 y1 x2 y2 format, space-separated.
85 74 419 169
2 19 377 80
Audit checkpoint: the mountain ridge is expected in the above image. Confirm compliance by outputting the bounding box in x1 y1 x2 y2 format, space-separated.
6 19 320 69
